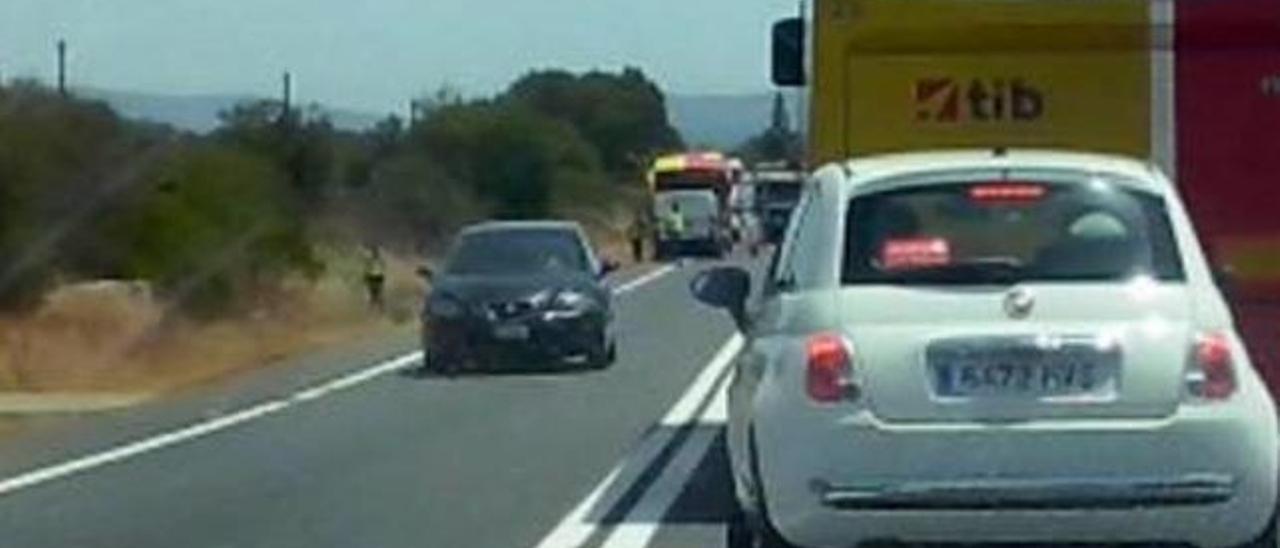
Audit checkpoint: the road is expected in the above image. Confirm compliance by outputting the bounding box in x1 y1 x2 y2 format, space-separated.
0 258 754 548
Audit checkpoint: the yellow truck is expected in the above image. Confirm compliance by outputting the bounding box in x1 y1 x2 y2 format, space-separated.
773 0 1156 167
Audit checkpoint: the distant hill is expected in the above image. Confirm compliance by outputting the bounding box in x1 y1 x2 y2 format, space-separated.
75 87 793 148
77 88 386 133
666 92 803 151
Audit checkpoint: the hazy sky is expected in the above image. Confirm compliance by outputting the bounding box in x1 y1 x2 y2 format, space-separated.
0 0 798 114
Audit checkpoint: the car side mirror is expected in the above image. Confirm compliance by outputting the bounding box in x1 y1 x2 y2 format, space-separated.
1213 263 1239 299
772 17 806 87
600 259 621 278
690 266 752 332
416 265 435 282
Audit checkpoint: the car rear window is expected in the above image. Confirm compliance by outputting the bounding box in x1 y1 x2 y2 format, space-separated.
842 180 1186 285
656 192 718 217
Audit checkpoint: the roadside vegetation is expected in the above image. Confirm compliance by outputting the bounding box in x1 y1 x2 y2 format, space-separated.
0 68 683 394
734 91 802 165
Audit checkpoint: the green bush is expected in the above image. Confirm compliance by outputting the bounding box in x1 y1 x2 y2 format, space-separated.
361 153 487 252
412 102 606 220
506 68 684 177
99 144 316 316
0 67 689 317
0 81 142 309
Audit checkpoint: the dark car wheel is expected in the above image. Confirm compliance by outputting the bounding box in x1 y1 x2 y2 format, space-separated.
423 349 462 377
726 496 794 548
587 330 616 370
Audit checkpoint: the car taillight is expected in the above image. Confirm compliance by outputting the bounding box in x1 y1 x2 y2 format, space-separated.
1187 332 1237 400
806 333 856 403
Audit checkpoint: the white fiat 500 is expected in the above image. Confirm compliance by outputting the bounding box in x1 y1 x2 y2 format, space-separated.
692 150 1280 548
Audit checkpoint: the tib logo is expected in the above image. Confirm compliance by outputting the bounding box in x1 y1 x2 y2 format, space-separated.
915 78 1045 123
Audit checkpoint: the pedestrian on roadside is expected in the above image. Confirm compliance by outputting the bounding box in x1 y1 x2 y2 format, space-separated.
658 201 687 262
363 245 387 312
627 211 650 264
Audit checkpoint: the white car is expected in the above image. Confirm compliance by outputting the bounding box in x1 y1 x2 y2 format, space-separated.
691 150 1280 548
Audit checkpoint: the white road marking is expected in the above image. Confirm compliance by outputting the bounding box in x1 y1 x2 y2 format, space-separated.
532 335 742 548
600 387 729 548
0 400 288 495
0 263 679 498
613 264 677 295
0 351 421 496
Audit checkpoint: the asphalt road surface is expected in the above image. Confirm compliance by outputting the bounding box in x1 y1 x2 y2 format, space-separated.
0 258 757 548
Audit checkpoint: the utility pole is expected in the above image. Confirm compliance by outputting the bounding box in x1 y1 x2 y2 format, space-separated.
57 39 67 96
281 71 293 118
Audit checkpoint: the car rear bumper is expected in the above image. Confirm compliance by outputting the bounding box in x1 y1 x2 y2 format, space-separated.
816 473 1235 511
755 402 1278 548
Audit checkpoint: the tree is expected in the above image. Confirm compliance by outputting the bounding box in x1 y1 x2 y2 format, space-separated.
505 68 684 178
735 92 803 164
215 100 336 203
411 101 606 219
770 92 792 135
99 143 316 315
0 81 147 308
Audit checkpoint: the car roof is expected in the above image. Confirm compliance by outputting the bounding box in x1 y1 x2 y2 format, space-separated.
833 149 1165 192
459 220 582 237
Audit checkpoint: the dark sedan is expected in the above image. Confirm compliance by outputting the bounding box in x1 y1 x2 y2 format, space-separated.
420 221 618 373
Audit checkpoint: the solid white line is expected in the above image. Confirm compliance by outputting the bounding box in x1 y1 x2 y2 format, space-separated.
657 337 739 426
0 261 680 499
613 264 677 295
0 351 420 497
531 334 742 548
599 387 728 548
0 399 288 495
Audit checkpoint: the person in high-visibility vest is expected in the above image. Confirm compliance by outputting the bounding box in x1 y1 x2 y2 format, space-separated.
363 245 387 312
659 201 686 241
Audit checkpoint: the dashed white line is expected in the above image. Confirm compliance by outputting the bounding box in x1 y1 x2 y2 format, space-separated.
0 264 679 499
532 335 742 548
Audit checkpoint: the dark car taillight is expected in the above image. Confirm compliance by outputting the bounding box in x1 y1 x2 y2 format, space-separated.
806 333 858 403
1186 331 1237 401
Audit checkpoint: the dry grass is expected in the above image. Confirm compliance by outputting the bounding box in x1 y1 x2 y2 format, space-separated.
0 247 426 395
555 187 647 267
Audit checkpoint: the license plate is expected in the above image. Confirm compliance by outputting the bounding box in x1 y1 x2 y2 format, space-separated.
929 337 1119 398
493 324 530 341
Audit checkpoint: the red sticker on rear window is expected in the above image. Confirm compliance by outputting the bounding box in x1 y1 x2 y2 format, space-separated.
881 238 951 271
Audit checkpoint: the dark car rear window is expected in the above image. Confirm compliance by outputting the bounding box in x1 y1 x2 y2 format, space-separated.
842 180 1186 286
447 229 588 276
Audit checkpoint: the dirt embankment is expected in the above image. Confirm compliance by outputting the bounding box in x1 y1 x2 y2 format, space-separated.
0 247 426 395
